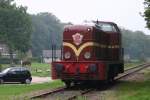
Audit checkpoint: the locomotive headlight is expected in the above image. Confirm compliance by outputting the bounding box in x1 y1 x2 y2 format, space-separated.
64 52 71 59
84 52 91 59
87 28 91 32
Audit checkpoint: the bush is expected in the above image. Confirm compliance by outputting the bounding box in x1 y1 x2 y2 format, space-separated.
30 57 41 63
0 58 20 64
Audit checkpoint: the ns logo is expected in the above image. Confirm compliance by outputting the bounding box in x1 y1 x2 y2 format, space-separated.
72 33 83 46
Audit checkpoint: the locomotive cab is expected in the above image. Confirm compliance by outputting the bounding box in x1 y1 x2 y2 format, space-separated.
52 21 124 87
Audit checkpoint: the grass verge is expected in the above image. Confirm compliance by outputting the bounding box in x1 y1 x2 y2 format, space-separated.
0 80 64 100
105 67 150 100
116 80 150 100
124 61 144 70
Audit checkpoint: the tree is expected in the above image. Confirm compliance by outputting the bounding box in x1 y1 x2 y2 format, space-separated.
31 13 63 57
122 28 150 61
0 0 32 65
144 0 150 29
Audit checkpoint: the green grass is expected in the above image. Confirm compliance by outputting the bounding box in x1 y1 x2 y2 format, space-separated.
0 80 64 100
116 80 150 100
124 62 144 70
110 68 150 100
30 63 51 77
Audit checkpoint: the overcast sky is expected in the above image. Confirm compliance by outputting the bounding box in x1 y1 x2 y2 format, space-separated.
15 0 150 34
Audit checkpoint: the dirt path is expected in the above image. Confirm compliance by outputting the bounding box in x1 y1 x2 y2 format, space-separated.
31 76 53 84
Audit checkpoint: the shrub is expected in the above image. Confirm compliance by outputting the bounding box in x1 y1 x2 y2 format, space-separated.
0 58 20 64
30 57 41 63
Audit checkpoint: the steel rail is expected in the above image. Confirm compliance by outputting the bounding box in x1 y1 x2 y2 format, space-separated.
30 87 66 99
116 63 150 80
124 63 149 71
67 89 94 100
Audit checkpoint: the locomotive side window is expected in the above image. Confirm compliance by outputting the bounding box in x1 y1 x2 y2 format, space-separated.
96 23 117 32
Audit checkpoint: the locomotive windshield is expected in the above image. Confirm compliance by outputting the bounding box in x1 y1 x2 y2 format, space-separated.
95 23 117 32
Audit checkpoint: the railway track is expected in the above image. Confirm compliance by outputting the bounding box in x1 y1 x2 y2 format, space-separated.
116 63 150 80
30 63 150 100
30 87 66 99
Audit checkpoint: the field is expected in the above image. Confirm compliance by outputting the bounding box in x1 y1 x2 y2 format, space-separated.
30 63 50 77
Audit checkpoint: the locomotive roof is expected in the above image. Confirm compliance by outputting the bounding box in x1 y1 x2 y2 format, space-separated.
64 21 117 29
64 25 93 30
93 21 117 25
64 21 120 33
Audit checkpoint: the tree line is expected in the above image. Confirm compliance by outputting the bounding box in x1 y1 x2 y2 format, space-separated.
1 0 150 64
31 13 63 57
122 29 150 61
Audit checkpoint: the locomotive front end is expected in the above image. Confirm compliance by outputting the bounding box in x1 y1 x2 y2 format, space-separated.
52 25 107 85
52 21 124 87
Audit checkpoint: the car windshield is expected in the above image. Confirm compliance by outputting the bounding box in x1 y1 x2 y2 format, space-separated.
1 68 11 74
95 23 117 32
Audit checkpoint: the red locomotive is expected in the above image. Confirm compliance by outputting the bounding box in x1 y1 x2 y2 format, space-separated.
52 21 124 87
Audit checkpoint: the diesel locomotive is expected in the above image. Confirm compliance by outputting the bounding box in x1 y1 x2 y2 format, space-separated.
52 21 124 87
